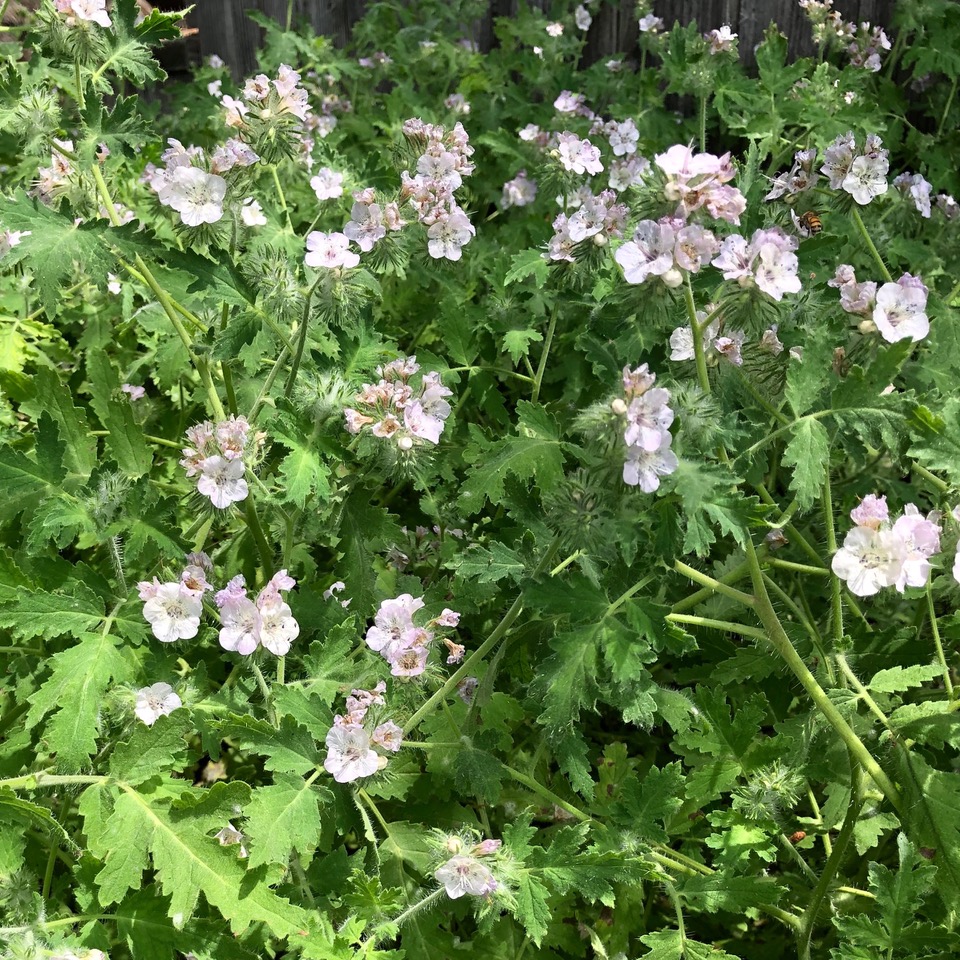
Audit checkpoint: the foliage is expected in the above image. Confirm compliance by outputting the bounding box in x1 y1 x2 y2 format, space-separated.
1 1 960 959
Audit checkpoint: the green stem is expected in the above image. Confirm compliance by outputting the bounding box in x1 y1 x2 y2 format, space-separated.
684 274 710 394
912 461 950 493
664 880 687 946
835 654 894 731
379 888 445 938
357 786 392 834
270 164 293 230
74 60 85 111
734 367 790 424
250 345 291 421
666 613 767 640
549 550 582 576
766 558 830 577
937 75 958 139
823 470 845 650
698 93 708 152
779 833 817 883
744 540 902 811
531 306 558 404
250 661 276 725
284 275 322 398
762 573 835 685
670 559 753 613
798 757 864 960
501 764 589 822
926 583 955 701
276 655 286 686
403 538 561 733
850 206 892 283
0 772 107 790
673 560 756 607
244 496 274 573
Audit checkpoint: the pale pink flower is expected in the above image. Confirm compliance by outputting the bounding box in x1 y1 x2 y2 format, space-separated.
140 582 203 643
427 208 475 261
122 384 145 401
135 682 182 726
706 25 737 53
842 154 888 205
0 229 30 258
754 244 802 301
615 219 676 283
305 231 360 269
831 526 905 597
372 721 404 752
892 505 940 592
557 133 603 176
623 432 678 492
606 119 639 157
157 167 227 227
240 198 267 227
624 388 674 451
546 22 564 37
873 274 929 343
821 132 857 189
343 198 386 251
501 170 538 209
850 494 889 529
324 724 380 782
638 13 664 32
196 456 248 508
311 168 345 200
894 172 932 218
55 0 111 28
366 594 426 656
435 856 498 898
217 592 261 655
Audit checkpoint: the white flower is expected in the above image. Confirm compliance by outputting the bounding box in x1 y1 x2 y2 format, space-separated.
435 855 498 898
575 5 592 30
607 119 639 157
371 720 404 752
141 582 203 643
218 595 261 655
754 243 802 301
240 197 267 227
310 167 345 200
135 682 182 726
157 167 227 227
546 22 564 37
305 231 360 269
638 13 664 32
841 155 888 205
427 209 475 261
196 455 248 508
623 432 678 492
831 526 905 597
873 277 929 343
324 724 380 782
557 133 603 176
0 229 30 259
55 0 111 28
258 598 300 655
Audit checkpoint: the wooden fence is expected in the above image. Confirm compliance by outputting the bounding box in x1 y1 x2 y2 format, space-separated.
184 1 895 79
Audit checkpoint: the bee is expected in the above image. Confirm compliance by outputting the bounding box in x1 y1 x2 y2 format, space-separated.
797 210 823 236
788 831 807 845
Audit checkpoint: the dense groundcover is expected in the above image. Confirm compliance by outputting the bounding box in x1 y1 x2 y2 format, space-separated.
2 0 960 957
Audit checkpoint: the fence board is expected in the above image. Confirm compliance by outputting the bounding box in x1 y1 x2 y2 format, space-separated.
185 1 896 79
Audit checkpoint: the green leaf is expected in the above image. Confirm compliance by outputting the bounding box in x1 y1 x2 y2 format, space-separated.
639 930 740 959
277 443 331 509
243 772 325 869
335 490 400 617
781 417 829 511
221 714 323 775
0 192 117 314
868 662 943 694
109 714 192 786
459 402 567 514
27 629 133 769
679 874 784 913
504 248 550 288
613 764 685 843
92 0 186 88
86 351 152 477
870 834 936 944
454 541 525 583
501 327 543 363
899 752 960 914
81 778 312 938
0 580 104 640
28 367 97 479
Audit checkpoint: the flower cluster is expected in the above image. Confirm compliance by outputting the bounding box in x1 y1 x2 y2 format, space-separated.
399 118 476 260
220 64 312 163
144 138 241 227
765 148 819 201
799 1 891 71
32 139 75 205
344 356 453 448
365 594 462 677
893 172 933 218
669 308 750 367
137 552 213 643
323 683 402 783
305 230 359 269
179 414 265 509
310 166 345 201
215 570 300 656
831 266 930 343
55 0 111 28
832 495 940 597
434 833 502 899
821 131 888 205
654 144 747 225
613 364 678 493
548 189 629 261
135 681 182 726
615 217 717 287
705 25 738 55
501 169 538 209
556 132 604 176
712 226 801 302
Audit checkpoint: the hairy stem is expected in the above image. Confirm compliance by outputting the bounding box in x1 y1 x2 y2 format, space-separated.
284 275 323 398
926 583 955 701
531 306 558 404
850 206 892 283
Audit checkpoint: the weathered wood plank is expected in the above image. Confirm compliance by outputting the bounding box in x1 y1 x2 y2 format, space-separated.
187 0 898 79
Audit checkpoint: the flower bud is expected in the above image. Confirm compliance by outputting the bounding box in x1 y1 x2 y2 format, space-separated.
662 268 684 288
397 435 414 451
592 233 608 246
610 398 628 415
444 835 464 854
858 319 877 334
